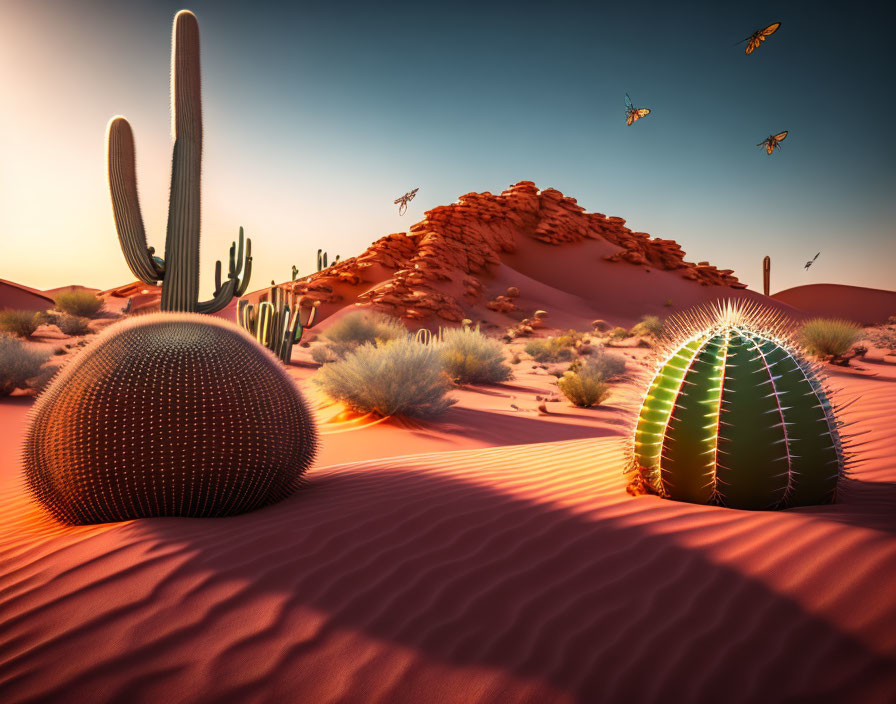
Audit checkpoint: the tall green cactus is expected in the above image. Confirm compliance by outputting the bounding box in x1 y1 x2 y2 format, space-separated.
631 301 853 510
106 10 250 314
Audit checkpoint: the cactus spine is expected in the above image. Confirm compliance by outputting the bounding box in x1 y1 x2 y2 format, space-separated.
763 256 771 296
631 301 853 510
106 10 251 314
237 286 320 363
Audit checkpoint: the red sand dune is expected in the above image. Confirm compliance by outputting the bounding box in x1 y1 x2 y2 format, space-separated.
773 284 896 325
2 349 895 702
287 181 802 332
0 279 54 313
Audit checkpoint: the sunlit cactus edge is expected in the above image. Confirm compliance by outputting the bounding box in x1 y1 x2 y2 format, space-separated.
628 300 856 510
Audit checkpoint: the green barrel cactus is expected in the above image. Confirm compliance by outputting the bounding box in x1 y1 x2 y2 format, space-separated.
631 301 850 510
24 314 318 524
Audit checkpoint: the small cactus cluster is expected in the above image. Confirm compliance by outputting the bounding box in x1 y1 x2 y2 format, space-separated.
631 301 854 510
237 285 320 363
317 249 340 272
24 314 318 524
106 10 251 314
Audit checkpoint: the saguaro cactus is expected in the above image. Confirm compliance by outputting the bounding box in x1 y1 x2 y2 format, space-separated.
631 301 854 510
763 256 771 296
106 10 250 313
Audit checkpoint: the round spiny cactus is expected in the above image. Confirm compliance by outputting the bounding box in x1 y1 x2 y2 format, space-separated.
24 314 317 524
631 301 854 510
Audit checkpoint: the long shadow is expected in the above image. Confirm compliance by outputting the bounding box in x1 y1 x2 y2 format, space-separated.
4 464 894 703
814 478 896 535
430 405 631 446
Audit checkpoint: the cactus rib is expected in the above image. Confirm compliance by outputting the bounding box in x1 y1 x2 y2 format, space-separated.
630 300 851 510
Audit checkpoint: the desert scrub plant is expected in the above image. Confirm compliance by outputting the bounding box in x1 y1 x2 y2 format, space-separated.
525 336 575 363
557 360 611 408
573 347 626 380
314 337 455 418
54 290 103 317
0 310 45 338
866 323 896 352
310 344 336 365
609 326 629 339
631 301 854 510
322 310 406 350
55 314 92 336
631 315 664 338
0 334 51 396
439 327 512 384
799 318 863 361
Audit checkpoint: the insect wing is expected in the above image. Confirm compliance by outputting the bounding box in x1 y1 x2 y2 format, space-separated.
773 131 788 142
760 22 781 38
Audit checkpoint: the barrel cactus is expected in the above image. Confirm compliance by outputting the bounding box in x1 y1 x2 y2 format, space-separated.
630 301 852 510
24 314 317 524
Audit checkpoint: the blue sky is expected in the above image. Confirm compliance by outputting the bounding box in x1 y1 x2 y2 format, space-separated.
2 0 893 293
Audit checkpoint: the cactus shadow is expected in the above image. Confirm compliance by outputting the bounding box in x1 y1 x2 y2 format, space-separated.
103 465 896 703
807 478 896 535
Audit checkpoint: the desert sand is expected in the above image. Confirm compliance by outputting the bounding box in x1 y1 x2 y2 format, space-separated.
0 279 54 314
773 284 896 325
1 343 895 703
2 184 895 702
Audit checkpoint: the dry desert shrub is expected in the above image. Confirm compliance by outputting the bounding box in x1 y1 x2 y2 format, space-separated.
0 310 45 338
323 310 405 347
525 336 576 363
316 310 407 361
54 290 103 317
314 337 456 418
557 359 612 408
799 318 863 359
439 327 512 384
56 314 92 336
0 334 50 395
631 314 664 338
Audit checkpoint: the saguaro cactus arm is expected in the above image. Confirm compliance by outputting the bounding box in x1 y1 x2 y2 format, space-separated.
197 227 252 314
106 117 162 285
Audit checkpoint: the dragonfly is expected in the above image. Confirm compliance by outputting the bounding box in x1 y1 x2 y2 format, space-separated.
804 252 820 271
624 94 651 126
758 131 788 154
739 22 781 54
394 188 419 216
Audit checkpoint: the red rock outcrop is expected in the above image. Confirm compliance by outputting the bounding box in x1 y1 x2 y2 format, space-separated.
286 181 746 323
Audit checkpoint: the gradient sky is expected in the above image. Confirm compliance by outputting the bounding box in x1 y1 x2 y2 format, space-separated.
1 0 894 296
